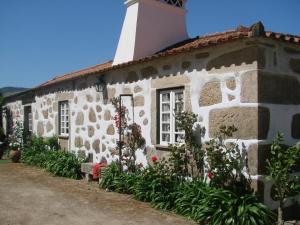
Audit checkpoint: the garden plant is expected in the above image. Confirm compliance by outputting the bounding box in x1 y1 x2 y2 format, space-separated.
266 133 300 225
22 135 84 179
100 106 276 225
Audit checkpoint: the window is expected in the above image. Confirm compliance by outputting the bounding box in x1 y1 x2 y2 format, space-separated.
159 88 184 145
59 101 69 136
24 106 32 135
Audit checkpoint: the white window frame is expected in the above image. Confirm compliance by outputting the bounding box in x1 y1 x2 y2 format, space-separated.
159 88 184 146
59 101 69 136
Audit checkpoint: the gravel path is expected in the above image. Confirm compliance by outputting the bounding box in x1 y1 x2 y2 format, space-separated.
0 162 196 225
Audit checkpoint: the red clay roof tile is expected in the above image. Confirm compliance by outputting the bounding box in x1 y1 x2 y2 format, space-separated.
31 22 300 90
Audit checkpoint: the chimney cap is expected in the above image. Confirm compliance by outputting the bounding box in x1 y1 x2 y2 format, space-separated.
125 0 187 8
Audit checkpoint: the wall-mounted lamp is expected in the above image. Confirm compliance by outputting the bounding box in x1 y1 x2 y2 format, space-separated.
95 77 106 93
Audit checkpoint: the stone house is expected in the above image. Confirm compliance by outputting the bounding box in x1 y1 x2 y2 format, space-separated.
2 0 300 208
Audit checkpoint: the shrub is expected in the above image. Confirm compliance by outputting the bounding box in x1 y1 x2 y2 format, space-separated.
266 133 300 225
22 136 83 179
193 188 275 225
174 178 210 217
204 125 252 195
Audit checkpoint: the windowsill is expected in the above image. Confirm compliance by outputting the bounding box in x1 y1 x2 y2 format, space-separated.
59 135 69 140
155 145 171 151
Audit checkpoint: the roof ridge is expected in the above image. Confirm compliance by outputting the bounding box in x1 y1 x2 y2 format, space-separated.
11 22 300 94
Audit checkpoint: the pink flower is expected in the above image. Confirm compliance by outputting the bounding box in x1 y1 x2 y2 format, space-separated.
151 155 158 163
208 171 214 179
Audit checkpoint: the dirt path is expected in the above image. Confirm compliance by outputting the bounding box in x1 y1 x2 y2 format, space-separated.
0 162 196 225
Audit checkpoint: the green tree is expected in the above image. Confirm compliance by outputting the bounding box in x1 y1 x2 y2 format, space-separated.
266 133 300 225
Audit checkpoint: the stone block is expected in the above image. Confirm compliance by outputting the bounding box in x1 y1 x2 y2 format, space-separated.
143 118 148 125
106 124 115 135
134 86 142 93
226 78 236 90
76 112 84 126
209 106 270 139
107 87 116 100
195 52 209 59
92 139 100 153
257 72 300 104
292 114 300 139
134 96 144 107
75 136 83 148
241 70 258 103
84 140 90 150
290 58 300 74
139 110 145 117
88 126 94 138
37 121 44 136
86 94 93 102
42 110 48 119
199 81 222 106
46 121 53 132
284 47 300 55
141 66 158 79
241 71 300 104
182 61 191 70
96 105 102 113
207 46 265 71
104 110 112 121
127 71 139 83
89 108 97 123
123 87 131 95
247 144 271 175
162 64 171 70
251 179 265 202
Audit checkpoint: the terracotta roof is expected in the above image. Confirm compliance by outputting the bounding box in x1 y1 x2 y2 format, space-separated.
38 61 113 88
29 22 300 91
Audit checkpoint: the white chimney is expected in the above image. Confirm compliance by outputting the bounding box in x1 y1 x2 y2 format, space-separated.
113 0 189 65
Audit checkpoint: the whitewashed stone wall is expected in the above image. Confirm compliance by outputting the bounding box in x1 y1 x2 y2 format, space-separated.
3 38 300 209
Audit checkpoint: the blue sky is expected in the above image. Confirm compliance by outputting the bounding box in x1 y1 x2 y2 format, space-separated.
0 0 299 88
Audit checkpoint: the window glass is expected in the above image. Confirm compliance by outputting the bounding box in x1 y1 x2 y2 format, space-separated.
159 89 184 145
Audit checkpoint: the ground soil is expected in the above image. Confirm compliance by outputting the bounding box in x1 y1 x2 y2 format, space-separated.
0 162 196 225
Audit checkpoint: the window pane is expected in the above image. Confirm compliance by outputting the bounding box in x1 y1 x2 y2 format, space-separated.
175 92 183 101
162 93 170 102
175 102 183 112
175 134 185 143
162 114 170 122
162 133 170 142
162 124 170 132
162 103 170 112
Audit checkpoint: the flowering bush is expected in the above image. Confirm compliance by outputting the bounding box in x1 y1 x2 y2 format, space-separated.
151 155 158 163
8 120 23 151
204 125 252 195
112 97 146 172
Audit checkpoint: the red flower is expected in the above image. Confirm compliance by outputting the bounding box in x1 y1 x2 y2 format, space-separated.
151 155 158 163
208 171 214 179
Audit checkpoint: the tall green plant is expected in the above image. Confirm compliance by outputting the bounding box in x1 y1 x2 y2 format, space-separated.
171 108 205 177
193 188 275 225
22 135 83 179
205 125 251 195
266 133 300 225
